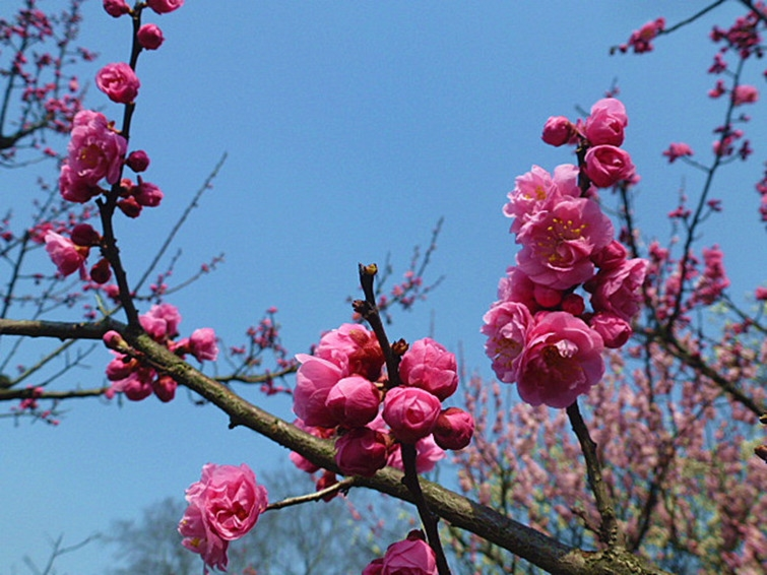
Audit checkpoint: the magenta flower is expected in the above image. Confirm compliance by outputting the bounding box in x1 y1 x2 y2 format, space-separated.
432 407 475 450
515 197 614 290
541 116 573 147
584 98 628 146
133 180 163 207
147 0 185 14
516 311 605 408
589 312 632 349
178 500 229 573
137 23 165 50
44 231 88 277
482 300 534 384
381 534 438 575
140 303 182 340
315 323 384 381
662 142 694 163
398 338 459 401
325 375 381 428
583 145 636 188
732 84 759 106
96 62 140 104
589 258 648 321
189 328 219 362
382 386 442 444
334 427 389 476
59 164 100 203
293 354 343 428
103 0 130 17
64 110 127 190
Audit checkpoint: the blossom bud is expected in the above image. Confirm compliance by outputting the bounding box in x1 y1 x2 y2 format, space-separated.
561 293 585 316
137 24 165 50
152 374 177 402
541 116 573 147
293 354 343 428
126 150 150 172
90 258 112 284
382 533 438 575
133 180 163 207
147 0 184 14
334 427 389 477
591 239 627 270
398 338 458 401
103 330 126 351
383 386 441 444
117 196 142 218
325 375 381 428
96 62 140 104
432 407 474 450
589 312 632 349
70 224 101 247
103 0 130 17
189 328 219 362
583 145 636 188
533 284 563 308
316 470 339 502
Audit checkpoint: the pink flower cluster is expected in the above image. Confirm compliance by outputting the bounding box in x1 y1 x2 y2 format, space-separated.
615 17 666 54
363 531 438 575
178 463 267 573
484 99 648 409
43 223 110 282
291 324 474 480
104 304 218 402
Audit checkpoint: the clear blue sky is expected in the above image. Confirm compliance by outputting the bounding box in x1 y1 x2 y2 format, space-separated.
2 1 764 573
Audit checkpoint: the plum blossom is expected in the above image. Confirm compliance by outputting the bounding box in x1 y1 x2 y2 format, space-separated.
588 258 647 321
662 142 694 163
398 337 458 401
482 300 534 384
503 164 580 234
103 0 130 17
325 375 381 428
381 533 438 575
44 231 89 277
541 116 573 146
432 407 475 450
95 62 140 104
583 144 636 188
334 426 390 476
584 98 628 146
732 84 758 106
137 23 164 50
293 354 344 428
383 386 442 444
147 0 184 14
189 328 219 362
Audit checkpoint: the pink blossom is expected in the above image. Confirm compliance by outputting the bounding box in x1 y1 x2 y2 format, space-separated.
382 386 442 444
381 534 438 575
732 84 759 106
662 142 694 163
44 231 88 276
398 338 458 401
59 164 100 203
152 374 177 402
315 323 384 381
64 110 127 188
583 145 636 188
588 258 647 321
362 558 384 575
482 301 534 384
755 286 767 301
178 499 229 573
619 17 665 53
334 427 389 476
133 180 163 207
432 407 474 450
96 62 140 104
140 303 182 340
325 375 381 427
110 367 154 401
103 0 130 17
184 463 267 541
541 116 573 146
515 197 614 290
293 354 343 428
516 311 605 408
496 266 538 312
190 328 219 362
589 312 632 349
584 98 627 146
385 435 446 473
591 239 627 270
126 150 150 172
503 164 580 234
147 0 185 14
137 23 165 50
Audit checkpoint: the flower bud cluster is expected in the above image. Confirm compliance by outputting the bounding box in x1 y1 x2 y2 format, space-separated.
362 530 438 575
104 304 218 402
483 98 648 409
178 463 267 573
291 324 474 480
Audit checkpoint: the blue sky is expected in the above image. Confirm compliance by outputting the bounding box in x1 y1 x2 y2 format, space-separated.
2 1 765 573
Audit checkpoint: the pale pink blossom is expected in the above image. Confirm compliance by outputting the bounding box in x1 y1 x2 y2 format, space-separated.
147 0 184 14
515 197 614 290
584 98 627 146
137 23 164 50
516 311 605 408
293 354 343 428
189 328 219 362
334 427 389 476
44 231 88 276
325 375 381 427
383 386 442 444
398 338 458 401
732 84 759 106
583 145 636 188
96 62 140 104
140 303 182 340
541 116 573 146
662 142 694 163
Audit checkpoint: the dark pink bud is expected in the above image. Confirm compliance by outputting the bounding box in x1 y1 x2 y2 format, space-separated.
137 24 165 50
541 116 573 147
591 239 627 270
70 224 101 247
383 386 441 444
90 258 112 284
117 196 142 218
398 338 458 401
533 284 563 308
152 374 177 402
325 375 381 428
103 0 130 17
126 150 150 172
432 407 474 450
561 293 585 316
133 180 163 207
583 145 636 188
334 427 389 477
589 312 632 349
316 470 339 501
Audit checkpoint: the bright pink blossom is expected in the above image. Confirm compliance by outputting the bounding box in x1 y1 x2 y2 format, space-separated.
362 558 384 575
178 499 229 573
140 303 182 340
64 110 127 189
432 407 474 450
315 323 384 381
515 311 605 408
662 142 694 163
381 534 438 575
583 145 636 188
189 328 219 362
398 338 458 401
44 231 88 276
515 197 614 290
588 258 647 321
541 116 573 146
293 354 343 428
137 23 165 50
382 386 441 444
152 374 177 402
584 98 627 146
496 266 539 312
59 164 100 203
503 164 580 234
96 62 140 104
732 84 759 106
385 435 446 473
133 180 163 207
589 312 632 349
482 301 534 384
325 375 381 427
334 427 389 477
147 0 184 14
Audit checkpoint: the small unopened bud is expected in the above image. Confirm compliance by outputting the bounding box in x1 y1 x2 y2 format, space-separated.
90 258 112 284
103 330 126 350
391 338 409 356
